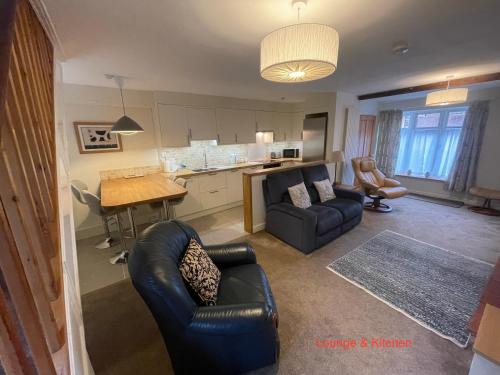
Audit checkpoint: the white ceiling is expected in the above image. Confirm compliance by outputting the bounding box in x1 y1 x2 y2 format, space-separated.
44 0 500 102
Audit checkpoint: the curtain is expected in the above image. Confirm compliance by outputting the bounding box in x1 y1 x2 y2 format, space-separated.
445 101 489 192
375 110 403 177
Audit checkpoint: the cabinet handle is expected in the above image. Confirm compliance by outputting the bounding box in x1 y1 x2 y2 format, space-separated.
189 128 192 139
208 172 217 176
217 134 220 144
235 133 238 143
255 121 258 132
300 131 303 140
209 190 218 194
230 169 238 173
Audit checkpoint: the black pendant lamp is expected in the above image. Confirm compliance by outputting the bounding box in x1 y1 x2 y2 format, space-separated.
108 75 144 135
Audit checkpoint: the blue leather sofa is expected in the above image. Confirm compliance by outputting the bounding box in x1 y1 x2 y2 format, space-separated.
128 220 279 374
263 164 364 254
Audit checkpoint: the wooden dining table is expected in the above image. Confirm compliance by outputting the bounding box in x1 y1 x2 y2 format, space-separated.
100 173 188 262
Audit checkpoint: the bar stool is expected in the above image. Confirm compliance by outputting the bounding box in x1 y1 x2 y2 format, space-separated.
166 177 187 219
71 181 118 249
81 190 129 264
149 174 178 220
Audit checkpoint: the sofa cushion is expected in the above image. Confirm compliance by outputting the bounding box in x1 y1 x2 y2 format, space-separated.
302 164 331 203
217 264 276 312
307 205 343 235
320 198 363 221
288 182 312 208
313 179 336 202
179 238 221 305
266 168 304 205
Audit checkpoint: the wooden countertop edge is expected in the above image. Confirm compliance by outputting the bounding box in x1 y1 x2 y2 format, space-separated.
101 191 188 209
243 160 326 177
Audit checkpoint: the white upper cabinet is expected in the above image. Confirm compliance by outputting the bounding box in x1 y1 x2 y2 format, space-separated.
158 104 189 147
187 107 217 141
290 112 305 141
272 112 293 142
255 111 274 132
216 108 256 145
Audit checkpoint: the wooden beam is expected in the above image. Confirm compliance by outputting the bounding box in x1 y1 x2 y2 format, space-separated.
358 72 500 100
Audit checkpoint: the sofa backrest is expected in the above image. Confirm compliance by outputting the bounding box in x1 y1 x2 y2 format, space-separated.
264 168 304 205
301 164 331 203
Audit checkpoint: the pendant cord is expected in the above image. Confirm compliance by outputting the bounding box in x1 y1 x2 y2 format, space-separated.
119 87 126 116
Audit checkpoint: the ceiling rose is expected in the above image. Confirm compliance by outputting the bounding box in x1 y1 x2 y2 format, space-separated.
260 1 339 83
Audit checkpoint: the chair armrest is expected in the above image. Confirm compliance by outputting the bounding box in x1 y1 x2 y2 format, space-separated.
189 303 277 335
204 243 256 269
358 179 379 191
384 178 401 187
333 188 365 204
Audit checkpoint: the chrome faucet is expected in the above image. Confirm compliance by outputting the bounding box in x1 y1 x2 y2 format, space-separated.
203 150 208 169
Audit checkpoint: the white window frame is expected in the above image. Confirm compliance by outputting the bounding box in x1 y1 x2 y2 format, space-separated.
396 105 468 181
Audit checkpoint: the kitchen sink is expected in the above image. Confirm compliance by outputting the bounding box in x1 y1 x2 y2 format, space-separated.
191 167 219 172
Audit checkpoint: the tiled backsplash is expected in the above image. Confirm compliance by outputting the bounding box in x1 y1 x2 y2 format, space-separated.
160 140 303 169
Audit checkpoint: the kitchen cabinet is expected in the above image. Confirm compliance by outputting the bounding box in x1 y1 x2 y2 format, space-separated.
255 111 274 132
290 112 305 141
187 107 217 141
158 104 189 147
216 108 256 145
201 189 227 210
198 171 226 192
175 176 202 217
226 169 244 202
272 112 293 142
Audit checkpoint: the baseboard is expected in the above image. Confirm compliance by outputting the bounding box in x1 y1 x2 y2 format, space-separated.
252 222 265 233
406 189 499 209
176 201 242 222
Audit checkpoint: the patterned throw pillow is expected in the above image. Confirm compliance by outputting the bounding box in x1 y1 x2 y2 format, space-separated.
313 179 336 202
179 238 221 305
288 182 312 209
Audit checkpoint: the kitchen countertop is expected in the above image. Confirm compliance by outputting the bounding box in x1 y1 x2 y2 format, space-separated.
242 160 326 177
169 158 302 178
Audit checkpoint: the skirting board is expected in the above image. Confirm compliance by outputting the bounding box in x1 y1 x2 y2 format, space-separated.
75 201 244 240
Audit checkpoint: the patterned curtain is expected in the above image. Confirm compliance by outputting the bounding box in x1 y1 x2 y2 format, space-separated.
375 110 403 177
445 101 489 192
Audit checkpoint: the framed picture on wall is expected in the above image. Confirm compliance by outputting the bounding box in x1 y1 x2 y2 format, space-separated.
73 122 123 154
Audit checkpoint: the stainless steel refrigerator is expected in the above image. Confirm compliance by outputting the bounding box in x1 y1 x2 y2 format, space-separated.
302 114 328 162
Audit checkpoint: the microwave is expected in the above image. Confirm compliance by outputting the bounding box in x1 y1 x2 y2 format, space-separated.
283 148 300 158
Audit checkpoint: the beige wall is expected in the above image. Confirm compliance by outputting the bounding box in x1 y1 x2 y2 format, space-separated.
65 84 303 237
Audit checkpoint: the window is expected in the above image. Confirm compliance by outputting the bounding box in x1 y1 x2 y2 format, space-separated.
395 106 467 180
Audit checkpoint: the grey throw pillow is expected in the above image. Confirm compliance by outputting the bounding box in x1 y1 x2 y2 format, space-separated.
313 179 335 202
288 182 312 209
179 238 221 305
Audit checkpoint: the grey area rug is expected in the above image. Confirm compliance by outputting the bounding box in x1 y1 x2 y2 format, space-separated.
406 193 464 208
327 230 492 347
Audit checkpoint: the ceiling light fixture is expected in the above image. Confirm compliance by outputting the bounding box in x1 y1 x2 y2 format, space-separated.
426 75 468 106
106 74 145 135
260 0 339 83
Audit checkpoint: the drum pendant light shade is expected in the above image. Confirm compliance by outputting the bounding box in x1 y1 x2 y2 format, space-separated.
111 115 144 135
425 88 468 106
260 23 339 83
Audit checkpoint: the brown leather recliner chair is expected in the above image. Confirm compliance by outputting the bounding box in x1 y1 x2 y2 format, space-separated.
352 157 408 212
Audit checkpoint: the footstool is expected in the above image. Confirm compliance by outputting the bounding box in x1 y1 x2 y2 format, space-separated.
469 186 500 216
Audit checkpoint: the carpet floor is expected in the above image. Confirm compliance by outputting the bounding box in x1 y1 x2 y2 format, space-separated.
82 197 500 375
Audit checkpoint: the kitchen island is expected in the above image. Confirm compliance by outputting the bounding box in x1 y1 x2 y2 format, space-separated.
242 160 335 233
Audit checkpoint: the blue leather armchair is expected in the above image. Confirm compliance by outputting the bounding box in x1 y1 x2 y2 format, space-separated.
128 220 279 375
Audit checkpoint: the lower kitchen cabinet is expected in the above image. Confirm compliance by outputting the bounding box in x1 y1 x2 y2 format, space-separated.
201 189 227 210
174 176 202 217
226 168 244 202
